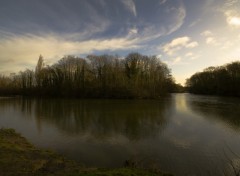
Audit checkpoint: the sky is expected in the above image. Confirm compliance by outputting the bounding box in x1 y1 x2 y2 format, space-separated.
0 0 240 85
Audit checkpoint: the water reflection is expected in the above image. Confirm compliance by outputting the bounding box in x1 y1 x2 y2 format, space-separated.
174 93 190 114
1 95 240 176
0 98 171 140
187 94 240 131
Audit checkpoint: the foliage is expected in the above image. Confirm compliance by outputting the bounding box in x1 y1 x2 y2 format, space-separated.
186 61 240 96
0 53 179 98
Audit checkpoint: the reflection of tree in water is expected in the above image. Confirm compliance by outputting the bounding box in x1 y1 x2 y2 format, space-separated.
0 98 33 119
188 95 240 131
17 98 171 140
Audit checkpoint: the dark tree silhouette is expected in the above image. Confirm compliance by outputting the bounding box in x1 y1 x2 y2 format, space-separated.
186 61 240 97
0 53 181 98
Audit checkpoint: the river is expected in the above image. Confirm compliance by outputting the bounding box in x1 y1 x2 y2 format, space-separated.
0 93 240 175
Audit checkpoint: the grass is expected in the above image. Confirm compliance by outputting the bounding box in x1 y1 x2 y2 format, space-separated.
0 128 172 176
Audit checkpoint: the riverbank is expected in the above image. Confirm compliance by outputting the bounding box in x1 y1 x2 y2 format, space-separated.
0 128 172 176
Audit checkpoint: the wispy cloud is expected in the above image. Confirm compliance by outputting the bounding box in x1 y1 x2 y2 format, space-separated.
128 27 138 37
206 37 217 45
186 42 198 48
201 30 213 37
166 6 186 35
185 52 199 60
189 18 201 27
201 30 219 46
159 0 167 5
166 56 190 66
162 36 198 55
0 33 141 73
224 0 239 7
121 0 137 17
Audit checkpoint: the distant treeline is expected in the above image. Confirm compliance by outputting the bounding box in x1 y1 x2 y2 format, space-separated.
186 61 240 97
0 53 181 98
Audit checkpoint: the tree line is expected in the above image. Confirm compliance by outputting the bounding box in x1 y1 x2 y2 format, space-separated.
186 61 240 97
0 53 180 98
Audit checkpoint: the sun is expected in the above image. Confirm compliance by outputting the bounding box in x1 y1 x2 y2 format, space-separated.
227 16 240 26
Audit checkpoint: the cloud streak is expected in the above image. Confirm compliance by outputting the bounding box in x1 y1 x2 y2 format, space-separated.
162 36 198 55
0 33 141 73
121 0 137 17
159 0 167 5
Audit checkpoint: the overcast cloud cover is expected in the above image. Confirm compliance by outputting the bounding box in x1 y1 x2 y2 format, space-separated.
0 0 240 84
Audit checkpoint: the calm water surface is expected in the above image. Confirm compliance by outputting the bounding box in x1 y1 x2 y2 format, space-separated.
1 93 240 175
